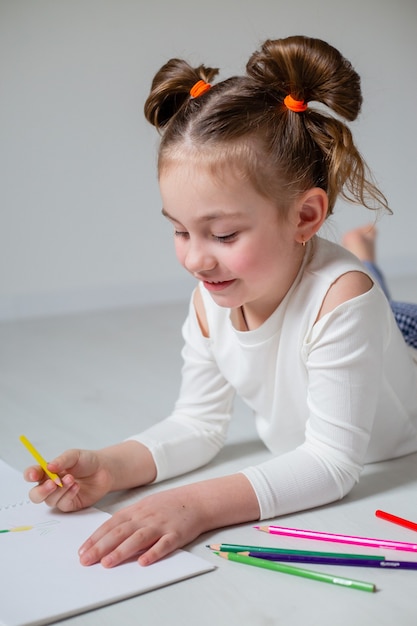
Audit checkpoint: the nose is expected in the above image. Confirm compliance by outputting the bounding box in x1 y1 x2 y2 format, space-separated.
183 240 217 276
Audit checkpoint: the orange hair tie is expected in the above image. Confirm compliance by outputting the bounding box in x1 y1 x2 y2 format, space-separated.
284 94 308 113
190 80 211 98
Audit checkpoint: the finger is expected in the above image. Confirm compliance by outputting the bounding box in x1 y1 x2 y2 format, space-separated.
28 473 78 507
24 450 82 487
24 464 46 484
46 449 83 475
44 475 82 511
78 514 121 556
80 523 158 568
28 478 59 503
78 508 139 552
138 532 180 566
78 517 138 565
101 527 159 568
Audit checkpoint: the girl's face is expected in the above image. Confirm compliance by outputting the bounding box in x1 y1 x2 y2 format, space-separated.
160 163 305 324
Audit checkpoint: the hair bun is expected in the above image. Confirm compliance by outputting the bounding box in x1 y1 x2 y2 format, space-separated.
247 36 362 121
144 59 219 129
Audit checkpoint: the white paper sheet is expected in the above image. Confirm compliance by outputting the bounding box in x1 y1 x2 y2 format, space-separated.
0 459 214 626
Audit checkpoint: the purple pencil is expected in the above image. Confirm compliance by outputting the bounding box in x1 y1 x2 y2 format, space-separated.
241 551 417 570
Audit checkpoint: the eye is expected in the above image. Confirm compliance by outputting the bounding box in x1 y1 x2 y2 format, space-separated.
174 230 189 239
213 232 238 243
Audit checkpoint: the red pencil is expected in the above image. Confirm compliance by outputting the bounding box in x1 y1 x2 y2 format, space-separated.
375 510 417 532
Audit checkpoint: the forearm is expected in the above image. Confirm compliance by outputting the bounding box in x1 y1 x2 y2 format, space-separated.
242 446 357 520
128 415 230 483
99 440 157 492
180 473 260 532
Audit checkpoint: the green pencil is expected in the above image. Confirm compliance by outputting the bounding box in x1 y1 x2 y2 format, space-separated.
207 543 384 560
215 552 376 593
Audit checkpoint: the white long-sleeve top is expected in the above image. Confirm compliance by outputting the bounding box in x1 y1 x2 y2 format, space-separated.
129 237 417 519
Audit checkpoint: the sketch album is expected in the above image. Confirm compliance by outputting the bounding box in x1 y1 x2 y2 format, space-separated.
0 459 214 626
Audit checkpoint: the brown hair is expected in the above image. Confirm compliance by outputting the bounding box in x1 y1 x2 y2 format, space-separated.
144 35 390 216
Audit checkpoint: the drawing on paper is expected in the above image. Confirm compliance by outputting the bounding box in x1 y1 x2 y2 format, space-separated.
0 525 33 534
0 520 60 536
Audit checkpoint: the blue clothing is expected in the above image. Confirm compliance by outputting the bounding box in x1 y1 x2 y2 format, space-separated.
391 302 417 349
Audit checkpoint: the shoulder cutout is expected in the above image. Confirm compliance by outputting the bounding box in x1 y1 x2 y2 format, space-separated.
316 270 374 322
193 286 210 338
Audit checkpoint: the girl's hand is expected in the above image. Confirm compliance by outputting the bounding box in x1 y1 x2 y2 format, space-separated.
24 448 113 512
23 441 157 512
78 487 207 568
78 474 260 567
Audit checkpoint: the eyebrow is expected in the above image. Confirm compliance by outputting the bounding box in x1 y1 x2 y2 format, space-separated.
161 208 245 222
161 208 176 220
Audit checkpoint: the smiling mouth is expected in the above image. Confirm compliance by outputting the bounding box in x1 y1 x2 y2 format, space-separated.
203 279 236 292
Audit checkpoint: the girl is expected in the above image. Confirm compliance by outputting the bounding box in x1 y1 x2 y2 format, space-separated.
25 35 417 568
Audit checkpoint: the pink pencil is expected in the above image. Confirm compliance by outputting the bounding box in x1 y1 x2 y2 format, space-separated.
255 525 417 552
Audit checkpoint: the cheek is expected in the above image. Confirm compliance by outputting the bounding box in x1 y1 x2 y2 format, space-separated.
229 254 254 275
173 239 186 267
227 242 271 277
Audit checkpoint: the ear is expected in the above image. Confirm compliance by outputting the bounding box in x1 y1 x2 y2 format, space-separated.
294 188 328 245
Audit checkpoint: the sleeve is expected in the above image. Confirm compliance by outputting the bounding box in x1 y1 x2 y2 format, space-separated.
241 288 390 520
128 292 236 482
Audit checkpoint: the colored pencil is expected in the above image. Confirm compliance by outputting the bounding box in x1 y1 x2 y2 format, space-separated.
207 543 384 560
239 551 417 570
255 525 417 552
19 435 62 487
376 510 417 533
214 551 376 592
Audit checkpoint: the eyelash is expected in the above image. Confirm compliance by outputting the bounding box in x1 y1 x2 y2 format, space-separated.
213 233 238 243
174 231 189 240
174 231 238 243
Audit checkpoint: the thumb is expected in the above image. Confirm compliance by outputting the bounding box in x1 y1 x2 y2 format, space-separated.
47 448 83 475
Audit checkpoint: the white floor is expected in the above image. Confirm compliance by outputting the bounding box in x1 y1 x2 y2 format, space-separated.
0 298 189 469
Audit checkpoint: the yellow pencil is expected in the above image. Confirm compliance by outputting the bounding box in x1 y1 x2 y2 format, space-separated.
19 435 63 487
